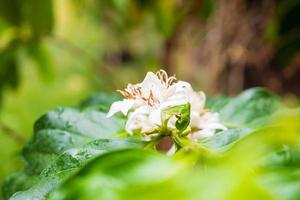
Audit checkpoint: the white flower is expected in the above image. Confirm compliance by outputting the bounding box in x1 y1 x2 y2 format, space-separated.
107 70 226 140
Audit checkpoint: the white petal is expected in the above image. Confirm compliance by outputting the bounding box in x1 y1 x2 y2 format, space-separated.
165 81 197 106
201 121 227 130
134 105 151 114
190 129 215 140
190 112 201 127
107 99 135 117
171 81 193 93
163 84 177 99
190 91 206 112
125 112 154 134
149 108 162 126
190 112 227 132
125 106 153 133
139 72 165 99
167 115 177 129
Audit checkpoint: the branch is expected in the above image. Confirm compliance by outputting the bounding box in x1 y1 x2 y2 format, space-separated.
0 122 26 145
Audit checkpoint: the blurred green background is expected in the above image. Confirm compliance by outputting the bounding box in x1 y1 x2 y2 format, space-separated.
1 0 300 199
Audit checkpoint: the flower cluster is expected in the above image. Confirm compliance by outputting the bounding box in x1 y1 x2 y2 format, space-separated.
107 70 226 141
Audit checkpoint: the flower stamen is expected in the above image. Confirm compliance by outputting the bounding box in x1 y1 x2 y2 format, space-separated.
118 85 159 107
156 70 177 88
147 90 160 107
117 84 142 100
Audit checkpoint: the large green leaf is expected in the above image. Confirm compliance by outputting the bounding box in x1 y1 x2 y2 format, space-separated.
207 88 280 128
202 128 252 151
5 139 142 200
203 88 280 151
49 118 300 200
48 149 194 200
23 107 126 175
2 94 142 200
3 89 296 200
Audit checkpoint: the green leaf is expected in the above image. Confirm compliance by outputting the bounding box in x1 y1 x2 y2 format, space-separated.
2 172 38 200
163 103 191 132
206 95 230 111
202 128 252 151
207 88 280 128
23 0 53 37
258 169 300 200
2 94 142 200
202 88 280 151
3 89 296 200
48 149 194 200
263 147 300 168
7 139 142 200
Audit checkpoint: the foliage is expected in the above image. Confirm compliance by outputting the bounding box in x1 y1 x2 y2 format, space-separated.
0 0 54 102
1 0 300 199
2 88 300 200
2 0 300 103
